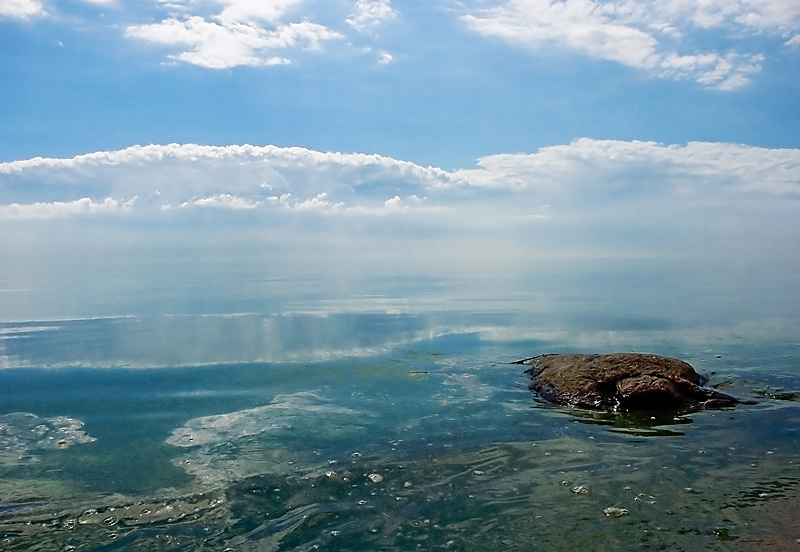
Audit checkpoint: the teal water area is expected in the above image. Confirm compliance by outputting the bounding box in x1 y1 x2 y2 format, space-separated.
0 312 799 551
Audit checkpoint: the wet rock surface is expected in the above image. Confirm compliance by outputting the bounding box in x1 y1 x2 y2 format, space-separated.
518 353 745 412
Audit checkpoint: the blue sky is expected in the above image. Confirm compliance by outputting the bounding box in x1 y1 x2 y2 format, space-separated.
1 0 799 327
2 0 799 165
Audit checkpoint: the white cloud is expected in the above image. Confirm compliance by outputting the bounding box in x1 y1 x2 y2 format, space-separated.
656 0 800 35
377 49 394 64
0 0 44 19
462 0 661 68
454 139 800 196
280 191 345 211
347 0 397 33
461 0 799 88
0 143 455 219
298 192 341 211
122 0 403 68
384 195 405 211
181 193 261 209
2 141 799 223
1 141 798 327
215 0 306 26
0 197 133 219
1 140 797 268
0 0 132 20
125 2 344 68
126 16 286 68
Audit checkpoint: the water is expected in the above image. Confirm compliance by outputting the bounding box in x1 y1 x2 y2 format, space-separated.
0 271 798 551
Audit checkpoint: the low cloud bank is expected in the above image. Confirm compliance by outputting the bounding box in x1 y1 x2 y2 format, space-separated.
0 139 797 323
2 140 797 252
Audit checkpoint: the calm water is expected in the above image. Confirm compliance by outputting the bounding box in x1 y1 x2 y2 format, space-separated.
1 271 799 551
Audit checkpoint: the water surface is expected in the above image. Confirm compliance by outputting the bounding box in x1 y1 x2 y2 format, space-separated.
0 271 798 551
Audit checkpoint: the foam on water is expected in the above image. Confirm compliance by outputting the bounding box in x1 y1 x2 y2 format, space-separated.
167 391 370 485
167 391 363 448
0 412 96 464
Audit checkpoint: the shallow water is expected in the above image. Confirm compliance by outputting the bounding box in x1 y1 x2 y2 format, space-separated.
0 281 799 551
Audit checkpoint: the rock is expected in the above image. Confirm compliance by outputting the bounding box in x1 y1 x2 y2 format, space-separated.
517 353 744 412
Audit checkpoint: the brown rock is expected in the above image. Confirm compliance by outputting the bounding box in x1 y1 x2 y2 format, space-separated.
518 353 742 412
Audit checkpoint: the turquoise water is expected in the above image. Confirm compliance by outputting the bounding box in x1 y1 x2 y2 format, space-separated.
1 273 799 551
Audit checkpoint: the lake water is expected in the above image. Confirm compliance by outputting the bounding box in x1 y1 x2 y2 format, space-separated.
1 268 798 551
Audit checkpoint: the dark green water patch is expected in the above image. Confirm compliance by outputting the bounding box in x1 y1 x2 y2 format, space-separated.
2 434 798 551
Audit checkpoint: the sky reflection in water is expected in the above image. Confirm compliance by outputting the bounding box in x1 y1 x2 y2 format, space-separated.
0 268 798 551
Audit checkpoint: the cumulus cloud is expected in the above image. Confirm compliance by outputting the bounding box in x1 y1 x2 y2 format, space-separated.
1 141 798 268
214 0 306 26
0 143 454 219
2 141 798 220
180 193 262 210
461 0 800 88
125 0 344 68
285 191 344 211
0 197 134 219
347 0 397 33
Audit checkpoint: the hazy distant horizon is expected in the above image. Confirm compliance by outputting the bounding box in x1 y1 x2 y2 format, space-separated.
2 0 798 340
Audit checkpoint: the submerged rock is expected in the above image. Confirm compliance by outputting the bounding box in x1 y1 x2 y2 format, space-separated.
518 353 745 412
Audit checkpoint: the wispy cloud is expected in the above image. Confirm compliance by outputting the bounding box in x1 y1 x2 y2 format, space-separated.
3 0 795 86
0 0 44 19
454 139 800 196
460 0 799 88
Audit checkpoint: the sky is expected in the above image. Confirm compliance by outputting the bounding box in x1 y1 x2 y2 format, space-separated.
1 0 799 328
